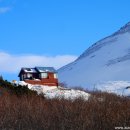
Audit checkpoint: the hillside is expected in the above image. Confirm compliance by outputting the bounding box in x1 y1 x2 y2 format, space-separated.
0 80 130 129
58 22 130 92
17 81 90 100
0 78 37 96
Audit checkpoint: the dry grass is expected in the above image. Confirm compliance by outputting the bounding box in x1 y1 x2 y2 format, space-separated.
0 90 130 130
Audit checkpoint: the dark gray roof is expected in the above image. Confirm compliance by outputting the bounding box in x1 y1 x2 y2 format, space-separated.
35 67 57 73
18 67 37 77
22 68 37 73
18 67 57 77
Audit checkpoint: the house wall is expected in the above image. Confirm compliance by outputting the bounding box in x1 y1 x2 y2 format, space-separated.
19 72 39 80
25 79 58 86
19 71 59 86
48 73 54 78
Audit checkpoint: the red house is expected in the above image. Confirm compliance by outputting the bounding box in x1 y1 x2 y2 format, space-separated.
18 67 58 86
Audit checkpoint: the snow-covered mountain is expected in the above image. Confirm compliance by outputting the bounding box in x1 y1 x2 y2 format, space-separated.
58 22 130 91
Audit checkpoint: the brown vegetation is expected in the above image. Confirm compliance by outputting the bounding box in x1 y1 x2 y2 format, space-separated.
0 90 130 130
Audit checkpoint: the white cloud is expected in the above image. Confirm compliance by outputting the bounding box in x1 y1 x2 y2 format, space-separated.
0 7 11 13
0 52 77 73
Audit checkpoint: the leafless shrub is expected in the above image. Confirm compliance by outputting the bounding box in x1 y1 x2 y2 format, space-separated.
0 89 130 130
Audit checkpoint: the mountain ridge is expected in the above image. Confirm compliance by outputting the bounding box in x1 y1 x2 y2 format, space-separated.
78 21 130 60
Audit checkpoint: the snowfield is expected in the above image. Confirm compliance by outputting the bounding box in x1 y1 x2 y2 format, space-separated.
17 81 90 100
58 22 130 95
16 80 130 98
95 81 130 96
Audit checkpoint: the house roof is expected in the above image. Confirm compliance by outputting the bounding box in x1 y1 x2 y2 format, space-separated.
22 68 37 73
35 67 57 73
18 67 57 77
18 68 37 77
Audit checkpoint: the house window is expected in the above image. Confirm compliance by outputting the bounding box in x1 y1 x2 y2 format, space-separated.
40 73 48 78
54 73 58 79
27 73 32 78
24 74 26 78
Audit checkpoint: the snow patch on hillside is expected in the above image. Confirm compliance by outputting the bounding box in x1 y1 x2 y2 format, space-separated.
95 81 130 96
17 81 90 100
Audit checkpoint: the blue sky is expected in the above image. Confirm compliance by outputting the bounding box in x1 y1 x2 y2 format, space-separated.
0 0 130 81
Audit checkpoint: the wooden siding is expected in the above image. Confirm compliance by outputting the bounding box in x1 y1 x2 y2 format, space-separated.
25 79 58 86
